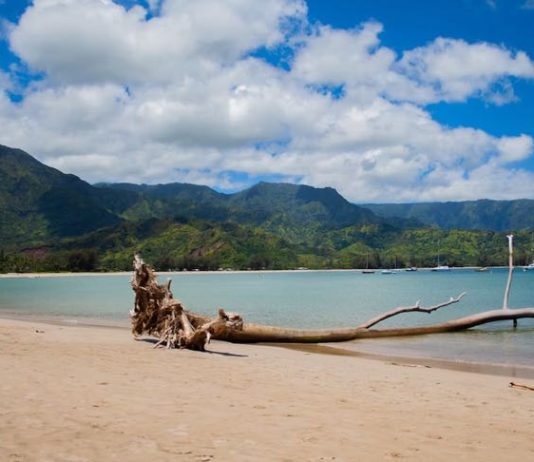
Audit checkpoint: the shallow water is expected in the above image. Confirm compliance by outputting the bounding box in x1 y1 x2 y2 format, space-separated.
0 268 533 367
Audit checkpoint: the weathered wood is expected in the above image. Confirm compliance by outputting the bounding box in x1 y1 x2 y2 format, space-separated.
209 307 534 343
130 254 534 349
357 292 466 329
510 382 534 392
130 254 243 350
503 234 514 310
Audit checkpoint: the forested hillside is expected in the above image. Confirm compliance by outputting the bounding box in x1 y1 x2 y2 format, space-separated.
365 200 534 231
1 145 533 272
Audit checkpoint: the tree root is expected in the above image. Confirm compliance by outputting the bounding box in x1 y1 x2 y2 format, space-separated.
130 254 243 350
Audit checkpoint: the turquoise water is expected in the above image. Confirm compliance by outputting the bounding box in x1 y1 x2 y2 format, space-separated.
0 269 533 367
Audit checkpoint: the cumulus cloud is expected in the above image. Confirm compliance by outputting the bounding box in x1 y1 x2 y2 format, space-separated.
292 22 392 84
398 38 534 103
10 0 306 85
291 22 437 105
1 0 534 202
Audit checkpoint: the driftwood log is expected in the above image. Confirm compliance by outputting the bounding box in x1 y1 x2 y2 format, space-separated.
130 254 243 350
130 253 534 350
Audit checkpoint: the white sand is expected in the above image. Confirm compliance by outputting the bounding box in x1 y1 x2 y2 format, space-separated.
1 318 533 461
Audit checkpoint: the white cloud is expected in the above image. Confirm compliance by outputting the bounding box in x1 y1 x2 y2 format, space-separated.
522 0 534 10
398 37 534 103
291 22 436 105
496 135 533 164
10 0 306 85
292 22 392 84
1 0 533 202
290 24 534 106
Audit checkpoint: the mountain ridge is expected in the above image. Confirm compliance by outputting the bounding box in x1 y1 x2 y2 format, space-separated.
94 178 390 233
1 144 390 250
0 145 126 248
364 200 534 232
2 144 534 272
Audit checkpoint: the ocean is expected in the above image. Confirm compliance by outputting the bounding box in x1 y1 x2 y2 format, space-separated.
1 268 533 368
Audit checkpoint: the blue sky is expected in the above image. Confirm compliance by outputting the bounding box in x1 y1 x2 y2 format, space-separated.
0 0 533 202
308 0 534 144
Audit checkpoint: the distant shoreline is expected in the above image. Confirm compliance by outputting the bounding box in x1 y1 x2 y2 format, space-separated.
0 266 513 278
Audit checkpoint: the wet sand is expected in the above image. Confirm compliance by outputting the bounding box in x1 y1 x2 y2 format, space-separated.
1 318 533 461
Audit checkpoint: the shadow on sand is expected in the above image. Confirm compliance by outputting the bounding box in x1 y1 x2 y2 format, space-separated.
134 336 248 357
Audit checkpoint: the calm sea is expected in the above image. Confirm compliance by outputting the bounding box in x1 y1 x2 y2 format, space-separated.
1 269 533 368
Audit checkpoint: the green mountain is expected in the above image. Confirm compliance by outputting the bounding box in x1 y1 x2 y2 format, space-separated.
365 200 534 231
98 182 230 222
0 145 131 249
100 180 385 231
1 145 393 271
1 144 533 273
228 182 380 227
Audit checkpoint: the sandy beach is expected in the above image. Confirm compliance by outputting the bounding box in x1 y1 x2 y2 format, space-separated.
1 318 533 461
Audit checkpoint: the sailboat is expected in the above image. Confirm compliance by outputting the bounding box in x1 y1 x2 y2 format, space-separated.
381 256 398 274
362 253 375 274
431 240 450 272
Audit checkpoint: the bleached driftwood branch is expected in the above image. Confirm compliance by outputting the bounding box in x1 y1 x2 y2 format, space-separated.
357 292 466 329
502 234 514 310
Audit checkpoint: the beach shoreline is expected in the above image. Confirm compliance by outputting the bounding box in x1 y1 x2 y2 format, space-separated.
1 313 533 380
0 266 512 279
1 317 534 461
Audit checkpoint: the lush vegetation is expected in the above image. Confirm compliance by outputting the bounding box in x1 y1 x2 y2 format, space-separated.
2 220 533 273
1 144 533 273
365 200 534 231
0 145 125 250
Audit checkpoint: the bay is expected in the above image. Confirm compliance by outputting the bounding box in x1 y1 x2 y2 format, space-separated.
0 268 533 368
